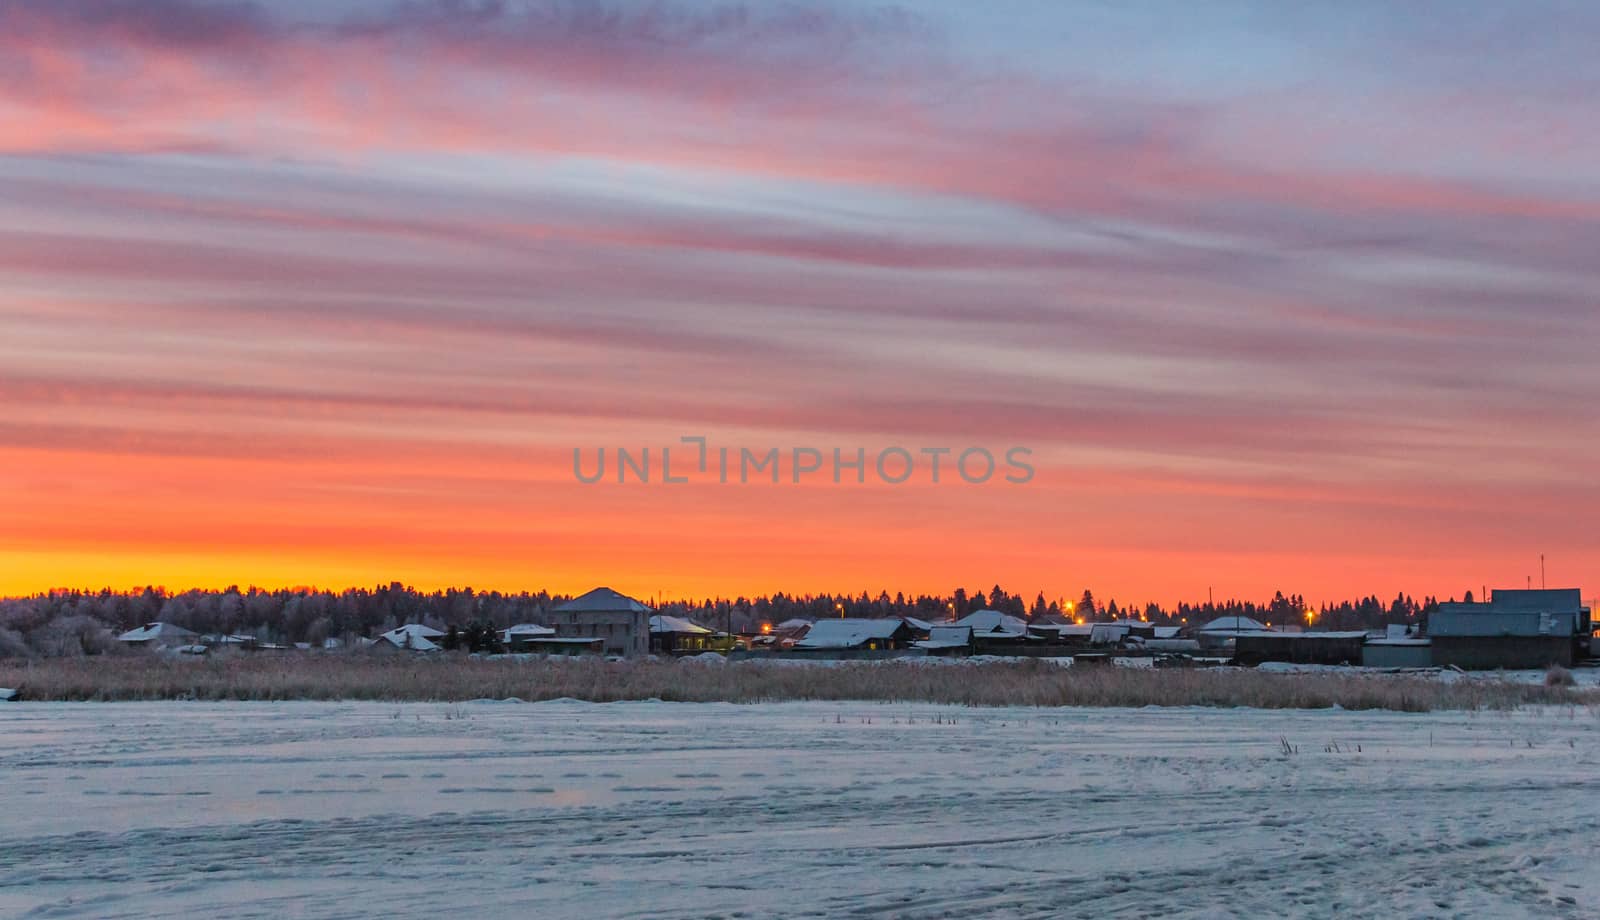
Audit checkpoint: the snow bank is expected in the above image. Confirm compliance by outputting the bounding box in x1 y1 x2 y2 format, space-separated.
0 701 1594 918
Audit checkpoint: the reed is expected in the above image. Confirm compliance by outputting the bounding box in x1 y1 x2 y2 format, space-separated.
1 653 1590 711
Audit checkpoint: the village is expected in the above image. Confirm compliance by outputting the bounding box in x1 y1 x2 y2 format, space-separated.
114 585 1597 674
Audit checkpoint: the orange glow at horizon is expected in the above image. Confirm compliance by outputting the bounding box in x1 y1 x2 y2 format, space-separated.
2 392 1594 605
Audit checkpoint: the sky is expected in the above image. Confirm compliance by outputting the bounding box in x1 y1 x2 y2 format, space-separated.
1 0 1597 606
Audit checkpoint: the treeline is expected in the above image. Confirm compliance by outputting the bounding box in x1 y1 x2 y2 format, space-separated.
0 582 1444 658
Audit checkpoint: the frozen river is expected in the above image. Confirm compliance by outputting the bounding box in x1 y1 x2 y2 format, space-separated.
1 700 1597 918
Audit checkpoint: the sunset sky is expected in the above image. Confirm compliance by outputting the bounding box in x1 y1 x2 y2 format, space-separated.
1 1 1596 605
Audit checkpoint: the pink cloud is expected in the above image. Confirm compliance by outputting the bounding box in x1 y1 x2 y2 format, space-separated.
5 0 1596 229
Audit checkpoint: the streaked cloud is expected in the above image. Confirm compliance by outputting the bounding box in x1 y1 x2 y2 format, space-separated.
1 1 1595 600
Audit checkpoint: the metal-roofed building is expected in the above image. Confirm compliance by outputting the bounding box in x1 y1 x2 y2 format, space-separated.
953 610 1029 637
374 623 445 652
793 618 915 651
914 625 974 656
650 614 733 655
1198 616 1267 634
548 587 652 657
1196 616 1268 651
116 622 199 648
1429 588 1588 669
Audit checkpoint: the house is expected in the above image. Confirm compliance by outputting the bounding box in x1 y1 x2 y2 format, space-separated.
650 615 734 655
747 618 813 650
1088 623 1126 646
793 618 916 651
1196 616 1267 651
495 621 606 656
772 618 813 645
953 610 1029 638
1198 616 1267 634
546 587 652 658
1105 619 1182 640
1428 588 1588 669
499 623 605 655
500 623 555 651
914 625 974 656
116 622 199 648
375 624 445 652
1027 623 1094 645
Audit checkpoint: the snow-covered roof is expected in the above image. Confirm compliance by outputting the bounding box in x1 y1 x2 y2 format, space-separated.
1090 623 1129 644
116 622 198 643
914 626 973 650
383 634 440 652
554 587 652 614
1198 616 1267 633
377 624 444 651
774 618 813 631
954 609 1029 636
382 623 444 639
901 616 936 632
795 618 906 648
650 615 712 635
501 623 555 638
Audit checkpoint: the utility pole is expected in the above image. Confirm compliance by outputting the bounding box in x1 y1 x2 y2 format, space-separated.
1541 554 1546 590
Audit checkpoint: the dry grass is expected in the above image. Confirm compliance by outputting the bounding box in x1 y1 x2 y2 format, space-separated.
1 654 1593 711
1545 664 1577 687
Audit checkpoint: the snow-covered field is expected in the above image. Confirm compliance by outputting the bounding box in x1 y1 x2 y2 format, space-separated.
2 701 1597 919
